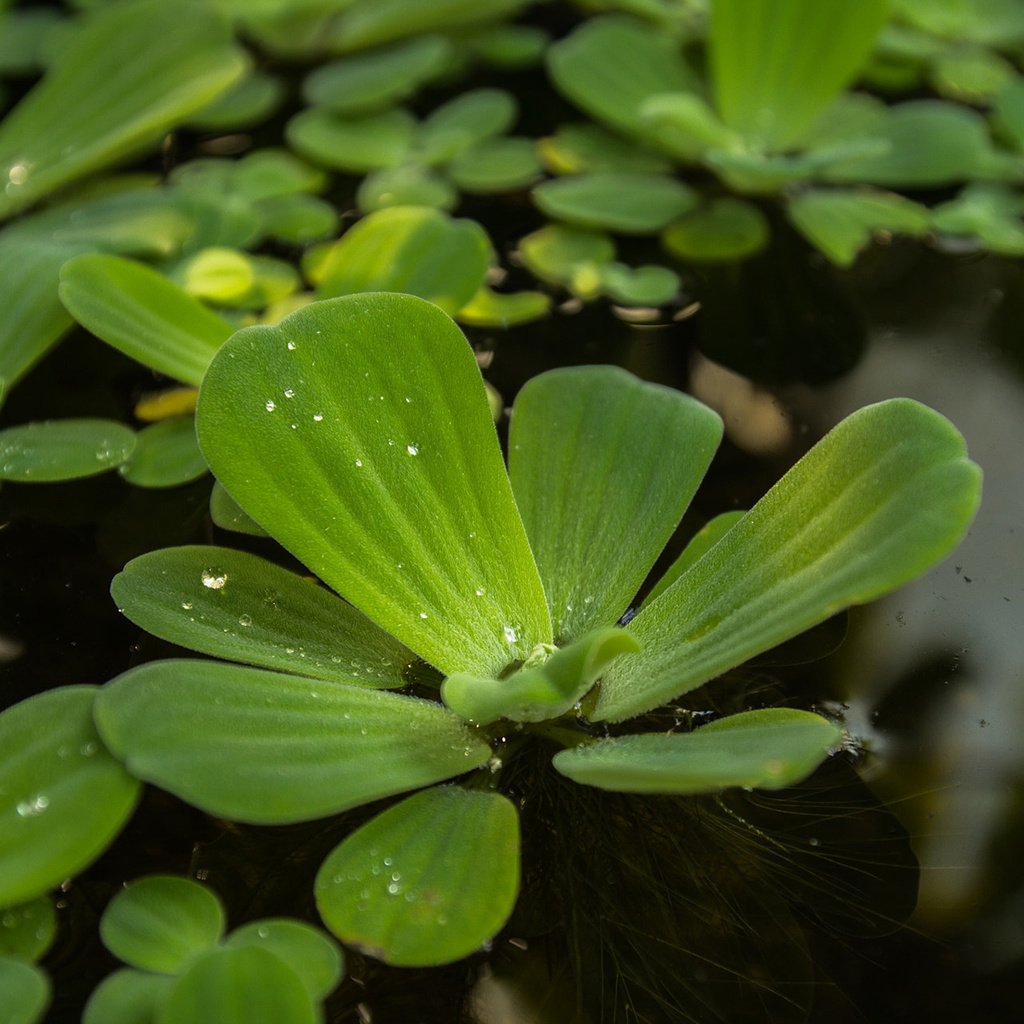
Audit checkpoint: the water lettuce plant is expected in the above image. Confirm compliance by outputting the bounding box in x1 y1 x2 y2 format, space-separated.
0 292 979 973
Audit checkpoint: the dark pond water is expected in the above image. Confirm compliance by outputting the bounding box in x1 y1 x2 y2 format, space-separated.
2 230 1023 1022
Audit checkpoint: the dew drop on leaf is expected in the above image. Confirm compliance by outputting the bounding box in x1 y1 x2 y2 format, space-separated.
201 570 227 590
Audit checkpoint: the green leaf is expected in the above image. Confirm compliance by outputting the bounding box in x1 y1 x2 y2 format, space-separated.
118 418 208 489
598 262 680 307
591 399 982 721
0 234 77 389
94 660 492 824
0 898 56 963
708 0 888 152
638 92 741 157
258 193 339 244
315 787 519 966
225 920 344 1001
822 101 1000 188
787 189 931 266
328 0 530 53
83 969 174 1024
158 946 318 1024
517 223 616 296
0 957 50 1024
661 198 769 263
187 71 285 130
415 88 517 165
466 23 549 69
546 15 701 154
443 627 640 725
538 122 674 176
0 687 140 908
0 0 246 220
0 419 136 483
447 137 541 193
315 207 490 313
233 149 326 203
59 254 233 388
553 708 842 793
533 172 698 235
111 545 413 688
930 46 1015 103
173 247 254 304
993 76 1024 151
209 480 269 537
197 294 550 674
100 876 225 974
455 286 551 328
931 182 1024 255
0 8 62 76
509 366 722 641
303 35 452 114
356 165 458 214
645 510 745 606
286 107 415 173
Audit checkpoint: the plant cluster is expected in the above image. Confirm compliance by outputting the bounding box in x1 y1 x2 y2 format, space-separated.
0 1 992 1021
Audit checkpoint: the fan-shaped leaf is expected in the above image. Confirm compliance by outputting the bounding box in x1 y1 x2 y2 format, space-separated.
315 787 519 966
591 399 982 721
509 366 722 641
83 969 173 1024
197 294 550 675
118 418 207 489
0 957 49 1024
100 876 225 974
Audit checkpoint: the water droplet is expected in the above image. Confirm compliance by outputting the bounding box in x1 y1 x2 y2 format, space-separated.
284 388 295 399
265 400 276 412
313 413 324 422
285 647 295 654
387 882 401 895
257 925 270 938
290 422 298 430
475 588 485 597
420 611 428 619
80 742 98 758
332 874 343 884
238 614 253 627
286 341 297 351
584 595 594 605
181 601 193 610
406 444 418 456
383 857 393 866
354 458 363 468
201 570 227 590
16 795 49 817
387 438 395 446
503 625 518 644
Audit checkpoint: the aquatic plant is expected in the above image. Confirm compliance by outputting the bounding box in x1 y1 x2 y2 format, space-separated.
0 293 980 995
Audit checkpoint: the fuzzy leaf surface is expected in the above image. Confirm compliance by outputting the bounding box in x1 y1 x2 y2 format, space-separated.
592 399 982 721
315 787 519 966
118 418 208 489
111 545 413 688
197 294 550 676
509 366 722 641
94 660 492 824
